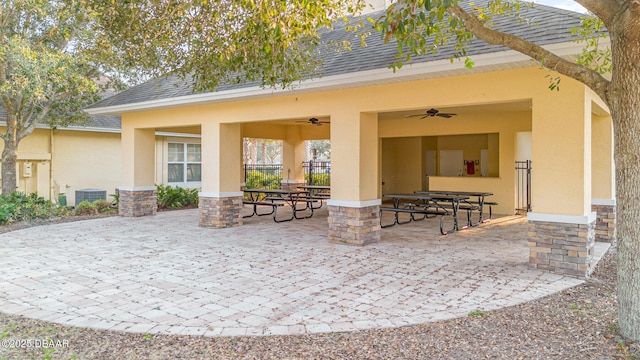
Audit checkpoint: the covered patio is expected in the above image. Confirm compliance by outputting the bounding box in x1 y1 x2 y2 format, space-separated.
86 5 616 279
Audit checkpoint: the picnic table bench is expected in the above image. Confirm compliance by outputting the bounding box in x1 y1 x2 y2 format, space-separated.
381 193 467 235
297 185 330 209
415 190 496 226
243 189 314 222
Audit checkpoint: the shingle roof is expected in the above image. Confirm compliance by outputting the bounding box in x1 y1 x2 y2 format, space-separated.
0 106 121 132
89 3 586 110
65 114 121 131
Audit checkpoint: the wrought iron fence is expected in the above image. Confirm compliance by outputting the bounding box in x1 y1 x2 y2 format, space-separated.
515 160 532 214
243 164 283 189
303 160 331 186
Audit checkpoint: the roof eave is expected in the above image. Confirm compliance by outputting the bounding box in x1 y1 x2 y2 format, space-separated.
85 41 590 116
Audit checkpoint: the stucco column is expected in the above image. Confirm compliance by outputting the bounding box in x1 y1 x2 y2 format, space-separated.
118 125 157 217
327 111 380 246
591 114 616 243
527 83 596 278
199 122 243 228
281 125 306 191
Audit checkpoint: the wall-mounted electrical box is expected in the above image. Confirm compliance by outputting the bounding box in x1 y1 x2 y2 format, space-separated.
23 162 33 178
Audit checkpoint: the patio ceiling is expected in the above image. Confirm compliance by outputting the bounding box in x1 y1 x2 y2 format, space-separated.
377 100 533 121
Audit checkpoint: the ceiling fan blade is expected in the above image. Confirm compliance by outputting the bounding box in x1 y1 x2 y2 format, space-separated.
407 109 456 119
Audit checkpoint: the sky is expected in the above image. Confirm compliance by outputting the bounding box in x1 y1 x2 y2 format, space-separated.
531 0 587 13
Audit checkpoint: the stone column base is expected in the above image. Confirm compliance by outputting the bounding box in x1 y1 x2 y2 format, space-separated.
199 195 243 228
527 214 596 279
328 203 380 246
592 203 616 243
118 188 157 217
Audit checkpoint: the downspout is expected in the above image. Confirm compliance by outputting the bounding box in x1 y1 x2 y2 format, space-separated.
162 136 165 184
49 128 54 201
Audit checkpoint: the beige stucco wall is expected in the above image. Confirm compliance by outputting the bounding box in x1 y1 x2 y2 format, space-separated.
52 130 121 205
591 113 615 201
0 128 121 205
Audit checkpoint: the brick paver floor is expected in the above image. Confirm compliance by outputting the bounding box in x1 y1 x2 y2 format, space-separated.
0 207 609 337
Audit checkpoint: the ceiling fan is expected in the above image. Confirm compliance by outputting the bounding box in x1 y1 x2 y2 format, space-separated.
406 108 457 119
297 117 330 126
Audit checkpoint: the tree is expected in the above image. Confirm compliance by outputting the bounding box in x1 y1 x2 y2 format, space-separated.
0 1 115 195
260 139 282 164
309 140 331 161
88 0 368 92
373 0 639 342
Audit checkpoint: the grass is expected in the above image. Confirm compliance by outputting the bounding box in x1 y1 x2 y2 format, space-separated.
468 310 487 317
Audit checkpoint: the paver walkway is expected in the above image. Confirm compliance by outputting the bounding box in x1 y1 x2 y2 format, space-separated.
0 207 609 337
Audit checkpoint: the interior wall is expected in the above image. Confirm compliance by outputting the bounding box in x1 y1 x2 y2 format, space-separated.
488 133 500 177
421 136 438 189
516 132 533 161
381 137 422 194
437 134 489 177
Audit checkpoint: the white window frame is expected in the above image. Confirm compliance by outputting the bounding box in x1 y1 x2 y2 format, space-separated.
167 142 202 186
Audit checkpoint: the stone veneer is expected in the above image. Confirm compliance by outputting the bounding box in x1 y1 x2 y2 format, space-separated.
328 205 380 246
592 204 616 243
118 189 157 217
527 219 595 278
199 196 243 228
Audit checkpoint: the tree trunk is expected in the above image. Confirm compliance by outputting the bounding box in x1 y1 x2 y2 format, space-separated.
1 138 18 196
610 21 640 341
250 138 258 165
613 100 640 343
260 140 267 165
243 138 250 165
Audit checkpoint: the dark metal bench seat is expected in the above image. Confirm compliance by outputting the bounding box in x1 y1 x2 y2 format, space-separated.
380 207 451 234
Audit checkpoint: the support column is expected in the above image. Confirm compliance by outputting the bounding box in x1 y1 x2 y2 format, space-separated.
592 200 616 243
119 126 157 217
199 122 243 228
591 114 616 243
281 125 306 191
527 213 596 278
327 111 380 246
527 82 595 278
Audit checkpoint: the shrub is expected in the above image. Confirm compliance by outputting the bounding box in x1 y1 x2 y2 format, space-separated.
0 200 17 225
244 170 282 190
109 193 120 206
0 192 56 224
156 184 199 210
304 173 330 186
93 199 114 213
74 200 98 216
